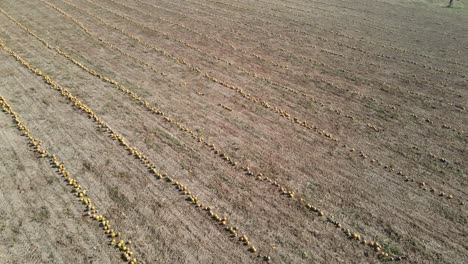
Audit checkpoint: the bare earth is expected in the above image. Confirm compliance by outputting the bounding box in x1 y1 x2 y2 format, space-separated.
0 0 467 263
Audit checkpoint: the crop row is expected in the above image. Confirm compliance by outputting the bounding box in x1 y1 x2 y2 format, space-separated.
2 4 407 260
0 36 266 262
0 93 139 263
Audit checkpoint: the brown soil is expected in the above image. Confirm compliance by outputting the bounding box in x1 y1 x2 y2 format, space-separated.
0 0 467 263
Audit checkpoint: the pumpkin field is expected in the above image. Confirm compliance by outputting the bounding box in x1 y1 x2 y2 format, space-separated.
0 0 467 263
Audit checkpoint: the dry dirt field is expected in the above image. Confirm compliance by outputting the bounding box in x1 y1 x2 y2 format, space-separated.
0 0 467 263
